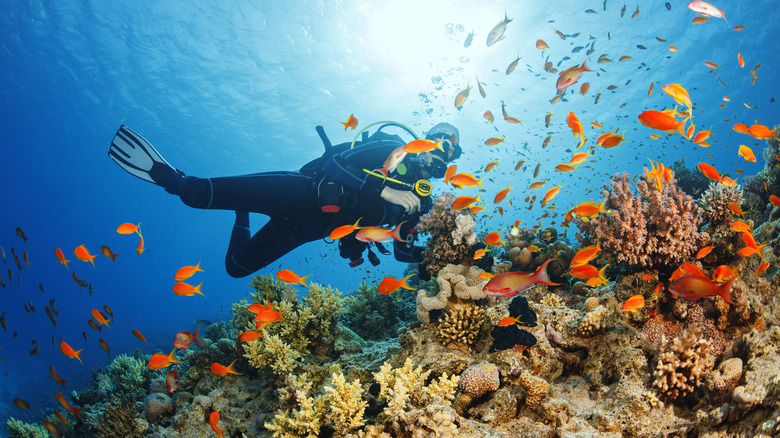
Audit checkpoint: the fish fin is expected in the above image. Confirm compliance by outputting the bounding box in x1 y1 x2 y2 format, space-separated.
719 278 736 305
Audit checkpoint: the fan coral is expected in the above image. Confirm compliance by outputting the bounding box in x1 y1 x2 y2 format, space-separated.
436 305 485 351
653 326 716 400
416 192 475 274
698 182 745 226
577 171 701 269
520 371 549 410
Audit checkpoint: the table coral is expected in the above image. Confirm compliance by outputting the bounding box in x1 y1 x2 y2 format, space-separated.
576 171 701 269
653 326 716 400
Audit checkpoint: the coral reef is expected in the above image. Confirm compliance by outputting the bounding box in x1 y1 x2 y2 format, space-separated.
343 281 415 341
653 326 716 400
698 182 745 226
519 371 549 410
373 358 459 418
415 263 488 324
435 304 485 351
452 362 500 414
84 393 146 438
6 418 49 438
416 192 476 275
576 171 701 269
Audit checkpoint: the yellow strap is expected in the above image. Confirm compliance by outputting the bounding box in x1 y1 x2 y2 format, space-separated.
362 169 409 186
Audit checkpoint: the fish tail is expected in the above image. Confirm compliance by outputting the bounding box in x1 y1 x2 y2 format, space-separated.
534 259 563 285
373 168 389 183
390 221 408 242
476 178 485 188
228 360 243 375
299 275 311 287
195 282 205 296
400 274 416 290
192 327 204 345
75 350 83 364
580 60 593 72
719 278 736 305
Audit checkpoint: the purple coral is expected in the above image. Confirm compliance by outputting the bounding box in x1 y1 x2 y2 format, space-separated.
577 171 701 269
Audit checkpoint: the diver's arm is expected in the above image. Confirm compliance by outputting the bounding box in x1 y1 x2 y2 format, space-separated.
380 187 421 214
323 142 400 196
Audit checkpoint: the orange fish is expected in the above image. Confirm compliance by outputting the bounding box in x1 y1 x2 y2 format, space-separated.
378 274 415 295
211 360 242 376
444 165 458 184
340 114 358 130
403 138 445 154
166 365 182 393
73 245 97 266
484 231 505 247
566 112 586 148
254 304 283 330
42 420 61 438
473 249 490 260
484 136 506 146
484 160 500 172
238 331 263 342
696 245 715 259
741 232 767 260
756 261 770 276
669 265 735 305
98 338 110 360
54 408 71 426
451 195 482 210
729 203 745 217
91 309 112 328
570 242 601 267
556 60 593 90
49 366 67 388
529 181 546 190
720 176 739 188
494 186 513 204
535 39 549 50
769 195 780 208
116 222 142 235
738 145 756 162
479 272 495 280
132 329 147 342
747 124 779 140
555 163 578 172
638 110 688 138
732 123 749 134
172 281 204 297
148 348 183 370
569 263 609 281
498 316 527 327
174 327 203 350
174 261 204 282
469 206 485 214
329 218 363 240
704 61 720 69
59 341 83 364
55 392 83 420
590 121 603 129
99 245 119 264
573 200 608 218
449 173 484 188
355 223 405 243
541 184 563 207
691 16 709 24
210 411 227 438
621 295 645 313
597 131 627 148
136 232 145 255
54 248 71 270
483 260 562 297
697 162 722 183
569 152 592 166
13 397 30 410
454 83 472 109
579 82 590 97
730 221 752 233
483 110 494 123
737 52 745 68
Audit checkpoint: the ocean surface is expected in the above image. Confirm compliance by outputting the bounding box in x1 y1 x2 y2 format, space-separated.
0 0 777 429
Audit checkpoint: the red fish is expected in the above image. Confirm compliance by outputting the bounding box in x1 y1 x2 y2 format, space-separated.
166 365 182 392
55 392 83 420
210 360 242 376
329 218 363 240
148 348 183 370
378 274 415 295
374 146 407 181
174 261 204 282
483 260 562 297
210 411 227 438
747 124 779 140
340 114 358 130
132 329 147 342
59 341 83 364
174 327 204 350
556 60 592 90
541 185 563 207
669 264 735 304
99 245 120 264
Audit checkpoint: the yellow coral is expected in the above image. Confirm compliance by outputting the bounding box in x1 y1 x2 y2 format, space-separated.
243 332 302 377
323 372 367 434
265 389 324 438
436 305 485 349
520 371 548 410
373 359 459 418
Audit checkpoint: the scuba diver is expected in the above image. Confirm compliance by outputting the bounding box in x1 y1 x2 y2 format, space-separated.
108 121 462 278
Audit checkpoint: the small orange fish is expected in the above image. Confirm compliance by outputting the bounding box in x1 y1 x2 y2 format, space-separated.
704 61 720 69
174 261 204 282
42 420 61 437
329 218 362 240
340 114 358 130
579 82 590 97
747 124 779 140
769 195 780 208
238 331 263 342
116 222 142 235
211 360 242 376
469 206 485 214
449 173 484 188
49 366 68 387
174 328 204 350
741 232 767 260
484 136 506 146
691 16 709 24
529 181 546 190
55 392 83 420
729 203 745 217
541 184 563 207
484 160 500 172
132 329 147 342
597 131 627 148
737 52 745 68
355 223 405 243
172 281 204 297
374 146 407 181
210 411 227 438
756 261 769 276
483 110 495 124
621 295 645 313
451 195 483 210
498 316 524 327
697 162 722 183
527 245 540 252
573 200 608 218
403 138 445 154
569 152 591 166
54 408 71 425
73 245 97 266
276 269 310 286
91 309 111 328
13 397 30 410
484 231 505 247
555 163 578 172
738 145 756 162
254 305 283 330
669 45 678 52
59 341 83 364
473 249 490 260
494 185 513 204
535 39 549 50
166 365 182 393
590 121 603 129
444 164 458 184
54 248 71 270
99 245 120 264
569 263 609 281
478 272 495 280
696 245 715 259
148 348 183 370
571 242 601 267
638 110 688 138
730 221 752 233
732 123 749 134
136 232 145 255
454 83 472 109
378 274 415 295
566 112 586 148
98 338 110 360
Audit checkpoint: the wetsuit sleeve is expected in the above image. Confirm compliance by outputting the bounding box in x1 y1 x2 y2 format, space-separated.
394 217 425 263
323 140 402 196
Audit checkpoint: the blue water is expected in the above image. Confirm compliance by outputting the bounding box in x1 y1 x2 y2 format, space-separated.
0 0 778 429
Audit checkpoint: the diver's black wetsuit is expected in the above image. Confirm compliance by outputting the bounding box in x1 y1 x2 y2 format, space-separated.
175 131 431 278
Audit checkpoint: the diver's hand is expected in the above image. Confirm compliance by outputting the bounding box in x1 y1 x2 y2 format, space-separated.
380 187 421 214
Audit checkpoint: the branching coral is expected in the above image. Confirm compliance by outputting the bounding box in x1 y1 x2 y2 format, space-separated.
436 305 485 351
322 372 368 435
698 182 745 226
417 192 476 274
653 326 716 400
85 393 145 438
243 333 302 378
6 418 49 438
265 388 325 438
374 359 459 418
576 171 701 269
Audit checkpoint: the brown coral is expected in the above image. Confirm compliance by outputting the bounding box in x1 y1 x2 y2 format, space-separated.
520 371 549 410
698 182 745 226
579 305 608 337
417 193 474 273
653 326 716 400
452 362 500 414
577 171 701 269
706 358 743 403
436 305 485 351
641 314 682 350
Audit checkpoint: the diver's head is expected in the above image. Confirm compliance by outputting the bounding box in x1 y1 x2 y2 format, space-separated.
420 122 462 178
